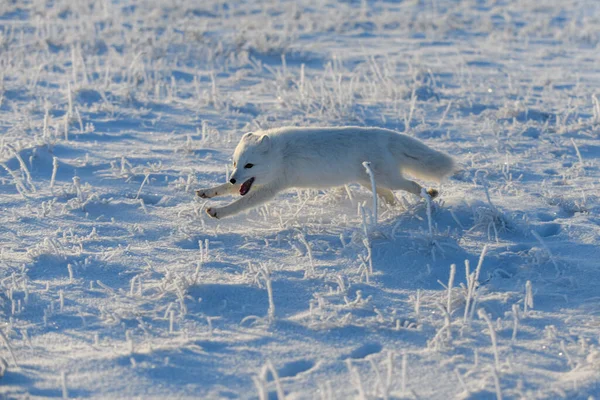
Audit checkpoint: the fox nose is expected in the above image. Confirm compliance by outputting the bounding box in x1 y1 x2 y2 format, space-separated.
229 178 236 184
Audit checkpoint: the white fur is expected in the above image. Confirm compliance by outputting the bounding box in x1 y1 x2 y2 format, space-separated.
197 126 456 219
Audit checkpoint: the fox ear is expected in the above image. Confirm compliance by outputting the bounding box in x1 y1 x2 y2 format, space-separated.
258 134 270 151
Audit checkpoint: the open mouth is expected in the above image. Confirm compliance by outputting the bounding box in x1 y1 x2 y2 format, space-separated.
239 177 255 196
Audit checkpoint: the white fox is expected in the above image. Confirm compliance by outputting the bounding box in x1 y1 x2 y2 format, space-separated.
196 126 456 219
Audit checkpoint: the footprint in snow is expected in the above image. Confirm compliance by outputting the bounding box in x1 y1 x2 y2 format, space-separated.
534 223 561 238
342 342 383 360
267 359 316 380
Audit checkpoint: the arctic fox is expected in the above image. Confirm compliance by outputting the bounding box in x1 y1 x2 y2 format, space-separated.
196 126 456 219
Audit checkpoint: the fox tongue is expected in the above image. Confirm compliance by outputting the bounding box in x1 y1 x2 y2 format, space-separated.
240 177 255 196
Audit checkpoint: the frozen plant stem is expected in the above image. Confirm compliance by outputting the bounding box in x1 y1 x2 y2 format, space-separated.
61 371 69 399
346 359 366 400
447 264 456 315
193 261 202 285
570 138 584 167
420 188 433 239
463 259 471 324
64 114 69 140
75 107 83 133
252 375 268 400
560 340 574 368
531 230 559 275
454 368 469 395
592 94 600 123
415 289 421 323
384 352 394 399
260 263 275 321
405 88 417 130
139 199 147 214
72 176 82 201
135 173 150 199
204 239 210 261
126 330 134 354
7 144 35 192
362 238 373 275
71 46 77 84
478 309 500 371
129 275 137 296
169 310 175 334
465 245 488 326
511 304 519 344
401 352 408 394
266 360 286 400
433 303 452 344
479 175 502 220
206 317 214 336
67 82 73 117
0 329 18 367
297 232 315 278
438 100 453 127
50 157 59 192
0 163 29 197
359 202 369 238
362 161 377 227
491 366 503 400
43 107 49 138
524 280 534 317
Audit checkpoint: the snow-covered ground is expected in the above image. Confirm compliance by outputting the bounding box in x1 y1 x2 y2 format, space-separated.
1 0 599 398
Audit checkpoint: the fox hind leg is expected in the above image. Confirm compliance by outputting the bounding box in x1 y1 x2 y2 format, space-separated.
377 187 397 205
376 172 429 198
359 181 397 205
379 174 440 199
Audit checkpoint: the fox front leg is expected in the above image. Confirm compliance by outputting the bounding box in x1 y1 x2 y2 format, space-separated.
206 184 281 219
196 182 239 199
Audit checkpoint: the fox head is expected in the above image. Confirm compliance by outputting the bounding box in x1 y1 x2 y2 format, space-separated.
229 132 279 195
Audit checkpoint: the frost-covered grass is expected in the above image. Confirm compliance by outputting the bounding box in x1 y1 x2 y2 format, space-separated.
1 0 600 398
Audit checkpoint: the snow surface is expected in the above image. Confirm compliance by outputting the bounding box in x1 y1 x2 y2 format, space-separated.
1 0 600 398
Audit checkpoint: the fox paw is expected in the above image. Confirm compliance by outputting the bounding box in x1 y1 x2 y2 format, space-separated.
206 207 219 219
196 189 214 199
426 188 439 199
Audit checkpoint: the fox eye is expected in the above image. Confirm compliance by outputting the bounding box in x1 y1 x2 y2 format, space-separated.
233 161 237 167
244 163 254 169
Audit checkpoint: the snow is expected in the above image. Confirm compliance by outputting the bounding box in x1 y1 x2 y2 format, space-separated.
1 0 599 398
